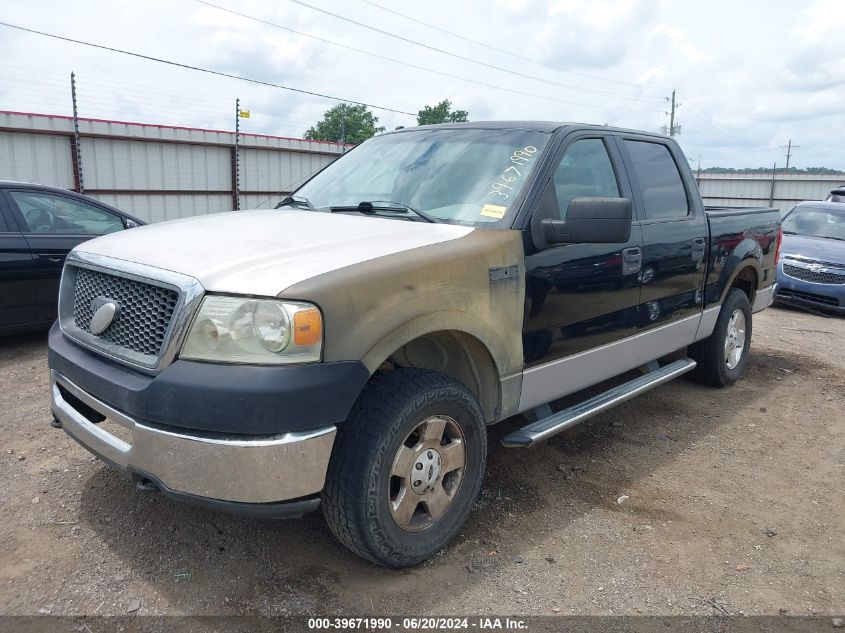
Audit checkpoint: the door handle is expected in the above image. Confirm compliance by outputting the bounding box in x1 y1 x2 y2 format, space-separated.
36 253 66 263
622 247 642 274
691 237 706 262
622 247 642 261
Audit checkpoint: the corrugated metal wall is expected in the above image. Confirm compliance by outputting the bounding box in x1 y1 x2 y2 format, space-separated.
697 173 843 215
0 131 74 189
82 138 232 192
0 111 346 223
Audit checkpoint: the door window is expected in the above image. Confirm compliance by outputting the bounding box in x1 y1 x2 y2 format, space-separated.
10 191 124 235
550 138 621 219
623 141 689 220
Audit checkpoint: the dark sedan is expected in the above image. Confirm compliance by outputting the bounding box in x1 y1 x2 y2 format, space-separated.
776 201 845 314
0 181 144 335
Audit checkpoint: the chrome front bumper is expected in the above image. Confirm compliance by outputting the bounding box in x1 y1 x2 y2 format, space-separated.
51 370 336 505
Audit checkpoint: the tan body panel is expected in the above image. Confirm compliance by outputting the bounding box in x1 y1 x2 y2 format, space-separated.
281 229 526 420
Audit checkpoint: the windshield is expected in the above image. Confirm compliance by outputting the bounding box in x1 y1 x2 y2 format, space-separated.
782 207 845 241
295 128 551 225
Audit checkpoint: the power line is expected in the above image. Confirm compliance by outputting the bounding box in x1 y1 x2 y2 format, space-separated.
0 75 234 119
680 109 748 149
280 0 666 104
0 21 416 116
0 72 326 134
196 1 663 112
355 0 669 93
681 98 757 147
675 103 744 147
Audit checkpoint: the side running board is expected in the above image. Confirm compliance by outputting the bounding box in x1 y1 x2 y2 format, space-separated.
501 358 697 448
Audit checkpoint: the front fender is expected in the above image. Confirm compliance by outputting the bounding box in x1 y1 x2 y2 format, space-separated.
361 311 513 375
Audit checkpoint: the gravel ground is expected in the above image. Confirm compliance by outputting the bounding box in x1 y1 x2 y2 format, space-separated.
1 307 843 617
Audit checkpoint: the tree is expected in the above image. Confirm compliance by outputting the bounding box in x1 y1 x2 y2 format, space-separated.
417 100 469 126
304 103 384 145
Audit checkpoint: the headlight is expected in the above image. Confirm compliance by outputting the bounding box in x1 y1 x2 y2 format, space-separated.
181 295 322 364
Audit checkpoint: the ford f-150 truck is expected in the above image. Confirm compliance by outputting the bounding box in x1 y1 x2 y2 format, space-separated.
48 122 781 568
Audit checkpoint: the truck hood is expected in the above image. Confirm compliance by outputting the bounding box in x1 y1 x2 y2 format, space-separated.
74 209 474 296
781 233 845 265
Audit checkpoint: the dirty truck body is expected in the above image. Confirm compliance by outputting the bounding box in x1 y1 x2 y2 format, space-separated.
49 122 781 567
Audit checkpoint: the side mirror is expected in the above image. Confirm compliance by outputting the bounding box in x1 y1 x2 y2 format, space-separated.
541 197 632 244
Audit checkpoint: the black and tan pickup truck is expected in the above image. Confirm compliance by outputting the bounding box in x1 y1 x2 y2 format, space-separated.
48 122 781 567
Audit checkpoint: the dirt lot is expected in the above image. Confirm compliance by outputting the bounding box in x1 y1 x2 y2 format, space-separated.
1 307 843 617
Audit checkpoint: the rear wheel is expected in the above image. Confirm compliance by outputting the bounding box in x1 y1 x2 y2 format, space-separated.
690 288 753 387
321 368 487 568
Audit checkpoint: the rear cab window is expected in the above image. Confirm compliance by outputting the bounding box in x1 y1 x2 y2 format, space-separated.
623 140 689 220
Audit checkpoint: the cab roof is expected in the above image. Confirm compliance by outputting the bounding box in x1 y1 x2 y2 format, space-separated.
395 121 669 139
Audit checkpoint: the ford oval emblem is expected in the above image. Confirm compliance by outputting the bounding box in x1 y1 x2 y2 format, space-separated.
89 299 119 335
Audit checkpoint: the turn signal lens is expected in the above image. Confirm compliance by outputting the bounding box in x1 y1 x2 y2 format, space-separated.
294 308 322 346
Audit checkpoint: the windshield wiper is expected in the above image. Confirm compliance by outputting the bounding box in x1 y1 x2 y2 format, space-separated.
330 200 437 223
275 195 316 211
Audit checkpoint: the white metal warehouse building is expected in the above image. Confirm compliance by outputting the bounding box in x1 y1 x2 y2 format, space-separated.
0 110 346 223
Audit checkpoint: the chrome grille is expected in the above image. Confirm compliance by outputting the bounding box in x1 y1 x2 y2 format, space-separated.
783 263 845 285
72 268 179 357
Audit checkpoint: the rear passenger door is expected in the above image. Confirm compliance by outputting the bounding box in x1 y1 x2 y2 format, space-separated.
616 137 707 329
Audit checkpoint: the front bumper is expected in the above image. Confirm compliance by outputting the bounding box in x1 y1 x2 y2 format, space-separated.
51 369 336 517
47 322 369 436
776 264 845 314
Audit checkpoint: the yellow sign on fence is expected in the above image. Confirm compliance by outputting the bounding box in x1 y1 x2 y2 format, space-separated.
239 110 251 119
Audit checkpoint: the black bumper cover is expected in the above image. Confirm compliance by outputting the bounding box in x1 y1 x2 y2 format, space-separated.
48 322 370 435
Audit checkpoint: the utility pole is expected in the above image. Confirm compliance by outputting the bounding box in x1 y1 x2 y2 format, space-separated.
669 89 677 136
769 162 777 206
234 98 240 210
70 72 84 193
780 139 799 169
662 89 681 137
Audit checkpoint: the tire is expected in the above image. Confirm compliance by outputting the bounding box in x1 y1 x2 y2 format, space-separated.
321 368 487 568
689 288 753 387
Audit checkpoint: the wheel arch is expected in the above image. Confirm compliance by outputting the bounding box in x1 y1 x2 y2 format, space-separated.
361 312 518 423
727 262 759 302
721 253 762 304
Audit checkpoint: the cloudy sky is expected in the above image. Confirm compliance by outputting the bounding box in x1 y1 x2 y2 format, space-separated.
1 0 842 169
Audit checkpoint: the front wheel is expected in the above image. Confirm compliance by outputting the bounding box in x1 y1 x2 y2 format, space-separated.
689 287 753 387
321 368 487 568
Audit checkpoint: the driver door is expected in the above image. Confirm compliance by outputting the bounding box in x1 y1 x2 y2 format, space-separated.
3 188 125 323
522 135 643 366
